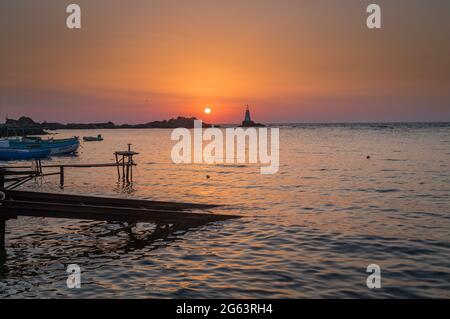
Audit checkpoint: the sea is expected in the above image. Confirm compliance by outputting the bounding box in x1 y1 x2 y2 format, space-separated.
1 123 449 298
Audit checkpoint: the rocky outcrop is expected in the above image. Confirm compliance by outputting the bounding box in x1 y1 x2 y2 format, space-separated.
2 117 47 136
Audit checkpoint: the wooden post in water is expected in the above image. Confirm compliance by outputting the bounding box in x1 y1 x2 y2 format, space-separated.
126 162 130 183
115 154 120 180
130 157 133 181
60 166 65 188
0 173 4 249
126 144 131 183
0 169 4 190
0 218 5 250
114 146 138 185
122 155 126 183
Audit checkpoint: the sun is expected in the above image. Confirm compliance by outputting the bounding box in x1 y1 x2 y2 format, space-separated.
204 107 212 114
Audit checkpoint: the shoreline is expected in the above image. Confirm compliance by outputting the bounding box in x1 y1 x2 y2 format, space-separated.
2 117 449 138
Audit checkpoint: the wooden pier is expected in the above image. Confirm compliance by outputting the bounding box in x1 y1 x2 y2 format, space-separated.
0 190 239 252
0 190 236 225
0 144 140 190
0 144 240 253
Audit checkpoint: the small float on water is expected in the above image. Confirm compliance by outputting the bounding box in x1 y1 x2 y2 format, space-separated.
83 134 104 142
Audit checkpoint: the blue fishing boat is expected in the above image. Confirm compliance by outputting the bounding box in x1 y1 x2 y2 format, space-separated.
0 147 51 161
8 137 80 155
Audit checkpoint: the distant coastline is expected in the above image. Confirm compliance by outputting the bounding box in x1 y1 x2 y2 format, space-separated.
1 116 449 138
0 116 215 137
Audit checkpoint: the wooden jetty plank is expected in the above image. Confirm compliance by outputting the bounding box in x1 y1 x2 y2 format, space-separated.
0 199 239 224
4 190 220 210
115 151 139 156
0 163 135 169
1 169 40 176
0 218 5 248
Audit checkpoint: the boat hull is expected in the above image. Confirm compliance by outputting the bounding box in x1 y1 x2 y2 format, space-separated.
8 138 80 155
0 148 51 161
83 136 103 142
47 140 80 155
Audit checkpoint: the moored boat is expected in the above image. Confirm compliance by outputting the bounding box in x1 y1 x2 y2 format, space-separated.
83 134 104 142
0 143 51 161
8 137 80 155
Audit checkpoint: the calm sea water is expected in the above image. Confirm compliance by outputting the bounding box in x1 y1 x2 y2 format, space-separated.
1 123 449 298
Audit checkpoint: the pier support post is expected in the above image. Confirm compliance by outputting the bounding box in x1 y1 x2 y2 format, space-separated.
122 155 126 183
130 158 133 181
0 168 5 190
60 166 65 188
114 146 138 185
0 218 5 251
115 154 120 180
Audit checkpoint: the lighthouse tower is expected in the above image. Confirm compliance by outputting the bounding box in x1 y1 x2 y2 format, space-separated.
244 105 252 122
241 105 264 127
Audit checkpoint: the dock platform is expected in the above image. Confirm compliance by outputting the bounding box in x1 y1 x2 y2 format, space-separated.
0 190 240 250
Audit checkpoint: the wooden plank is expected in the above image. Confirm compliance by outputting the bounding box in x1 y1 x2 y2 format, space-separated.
5 190 220 210
115 151 139 156
0 163 136 169
0 199 239 224
1 170 39 176
60 163 136 168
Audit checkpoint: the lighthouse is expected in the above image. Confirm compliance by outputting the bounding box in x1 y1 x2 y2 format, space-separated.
244 105 252 122
241 105 265 127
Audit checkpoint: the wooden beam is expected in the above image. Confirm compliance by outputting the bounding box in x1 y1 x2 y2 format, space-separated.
4 190 220 210
0 199 239 225
4 176 36 190
0 163 136 170
0 170 39 176
0 218 5 249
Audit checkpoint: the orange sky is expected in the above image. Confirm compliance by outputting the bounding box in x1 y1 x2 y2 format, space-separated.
1 0 449 123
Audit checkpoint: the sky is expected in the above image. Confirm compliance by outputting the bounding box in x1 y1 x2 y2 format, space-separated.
1 0 449 124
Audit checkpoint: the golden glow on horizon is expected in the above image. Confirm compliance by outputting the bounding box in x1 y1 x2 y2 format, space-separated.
1 1 449 123
204 107 212 115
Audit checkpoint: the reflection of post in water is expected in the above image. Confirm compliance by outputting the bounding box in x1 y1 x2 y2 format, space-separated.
99 220 209 254
115 180 136 193
0 187 239 274
0 218 216 277
0 189 8 266
0 217 212 255
0 218 7 274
